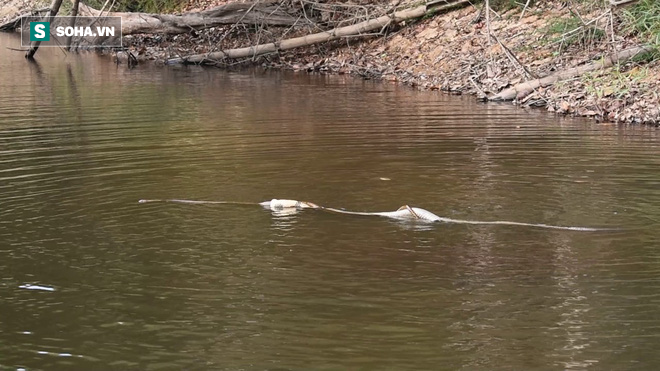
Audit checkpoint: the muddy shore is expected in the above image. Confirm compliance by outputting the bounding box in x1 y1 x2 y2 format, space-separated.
3 1 659 125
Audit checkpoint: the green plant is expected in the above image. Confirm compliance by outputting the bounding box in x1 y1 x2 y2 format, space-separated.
59 0 73 15
632 49 660 63
544 15 605 50
622 0 660 47
582 64 649 99
546 16 583 35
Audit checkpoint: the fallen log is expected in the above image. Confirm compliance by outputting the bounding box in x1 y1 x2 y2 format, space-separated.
167 0 471 64
609 0 639 8
74 1 302 35
488 45 654 101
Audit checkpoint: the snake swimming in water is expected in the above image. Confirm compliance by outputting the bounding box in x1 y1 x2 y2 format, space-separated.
138 198 611 231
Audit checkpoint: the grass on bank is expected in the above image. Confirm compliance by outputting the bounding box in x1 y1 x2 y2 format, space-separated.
544 14 606 49
582 64 649 99
536 0 660 60
622 0 660 47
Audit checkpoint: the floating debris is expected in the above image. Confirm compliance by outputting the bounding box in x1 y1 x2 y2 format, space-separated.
19 284 56 292
36 350 82 357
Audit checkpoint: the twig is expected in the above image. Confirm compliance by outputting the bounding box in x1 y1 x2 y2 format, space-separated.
299 0 324 32
485 0 491 46
609 8 616 45
493 33 536 79
469 76 488 98
471 5 483 24
518 0 531 21
209 0 261 55
609 0 639 8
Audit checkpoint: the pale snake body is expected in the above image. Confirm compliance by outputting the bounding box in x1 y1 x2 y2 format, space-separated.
139 198 610 232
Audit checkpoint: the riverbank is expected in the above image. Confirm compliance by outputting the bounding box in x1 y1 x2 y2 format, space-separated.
3 0 659 125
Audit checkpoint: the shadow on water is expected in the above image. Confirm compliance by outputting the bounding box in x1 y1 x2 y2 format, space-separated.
26 56 44 78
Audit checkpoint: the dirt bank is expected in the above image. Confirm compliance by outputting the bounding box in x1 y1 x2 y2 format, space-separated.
0 0 46 21
3 0 659 125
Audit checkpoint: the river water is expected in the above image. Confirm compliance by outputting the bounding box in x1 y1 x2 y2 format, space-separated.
1 33 660 370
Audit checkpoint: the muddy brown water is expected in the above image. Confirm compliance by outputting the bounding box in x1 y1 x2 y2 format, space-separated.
1 33 660 370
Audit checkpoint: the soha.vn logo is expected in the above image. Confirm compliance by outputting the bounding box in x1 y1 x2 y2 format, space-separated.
29 22 50 41
29 22 116 41
23 16 122 47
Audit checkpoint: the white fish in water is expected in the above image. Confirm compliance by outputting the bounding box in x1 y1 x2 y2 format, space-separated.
19 284 56 292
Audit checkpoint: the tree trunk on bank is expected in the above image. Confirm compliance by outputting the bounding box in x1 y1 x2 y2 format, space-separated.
74 1 302 35
65 0 80 51
168 0 471 64
489 45 654 101
25 0 64 58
